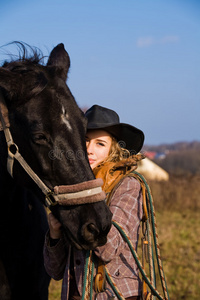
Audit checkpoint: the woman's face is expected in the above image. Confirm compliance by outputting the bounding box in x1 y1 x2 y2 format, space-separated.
86 129 112 170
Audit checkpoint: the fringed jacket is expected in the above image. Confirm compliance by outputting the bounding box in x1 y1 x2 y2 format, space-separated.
43 155 144 299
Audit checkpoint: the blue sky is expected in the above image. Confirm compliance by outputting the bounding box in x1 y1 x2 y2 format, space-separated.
0 0 199 145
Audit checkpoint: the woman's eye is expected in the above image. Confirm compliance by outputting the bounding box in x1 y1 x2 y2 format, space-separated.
97 142 105 147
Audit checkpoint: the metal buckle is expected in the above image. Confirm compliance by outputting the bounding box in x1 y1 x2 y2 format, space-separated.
45 191 58 207
8 142 19 158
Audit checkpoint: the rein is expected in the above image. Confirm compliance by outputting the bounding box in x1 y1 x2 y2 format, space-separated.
0 90 105 208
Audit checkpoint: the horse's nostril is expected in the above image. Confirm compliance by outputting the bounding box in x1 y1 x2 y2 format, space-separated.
82 223 99 243
88 223 99 235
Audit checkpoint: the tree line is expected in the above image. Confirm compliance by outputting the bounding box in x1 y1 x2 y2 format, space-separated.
143 141 200 176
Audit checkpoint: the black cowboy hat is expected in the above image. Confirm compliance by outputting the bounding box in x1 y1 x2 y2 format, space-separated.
85 105 144 154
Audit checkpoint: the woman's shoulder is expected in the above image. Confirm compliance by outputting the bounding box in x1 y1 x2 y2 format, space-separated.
116 173 141 192
106 172 142 206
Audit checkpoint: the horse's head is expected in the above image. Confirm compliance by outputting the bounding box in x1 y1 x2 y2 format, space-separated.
0 42 112 250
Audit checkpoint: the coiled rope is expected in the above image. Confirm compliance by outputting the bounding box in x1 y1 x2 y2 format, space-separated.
82 250 94 300
82 171 170 300
133 171 170 300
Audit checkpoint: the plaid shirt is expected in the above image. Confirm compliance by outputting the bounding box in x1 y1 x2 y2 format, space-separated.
44 176 143 299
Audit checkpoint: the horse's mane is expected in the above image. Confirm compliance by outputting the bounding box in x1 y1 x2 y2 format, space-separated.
0 42 50 100
2 42 46 70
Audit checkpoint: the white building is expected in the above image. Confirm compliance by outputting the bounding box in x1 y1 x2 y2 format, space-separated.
137 157 169 181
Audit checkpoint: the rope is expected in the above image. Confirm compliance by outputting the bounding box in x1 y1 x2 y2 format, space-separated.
82 251 93 300
105 266 125 300
133 171 170 299
146 220 156 300
112 220 166 300
90 261 94 300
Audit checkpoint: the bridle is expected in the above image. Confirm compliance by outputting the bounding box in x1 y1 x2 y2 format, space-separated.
0 90 106 208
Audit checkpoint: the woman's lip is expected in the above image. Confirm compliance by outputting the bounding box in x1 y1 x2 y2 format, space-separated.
89 159 95 164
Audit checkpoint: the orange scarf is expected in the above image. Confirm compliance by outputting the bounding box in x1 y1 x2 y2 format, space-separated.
93 154 145 194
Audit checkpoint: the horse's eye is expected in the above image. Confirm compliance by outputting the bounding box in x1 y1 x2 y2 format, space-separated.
32 133 49 145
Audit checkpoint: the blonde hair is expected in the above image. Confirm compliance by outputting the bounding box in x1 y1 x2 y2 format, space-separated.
103 136 131 163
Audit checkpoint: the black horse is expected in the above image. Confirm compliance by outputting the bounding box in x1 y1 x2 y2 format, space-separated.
0 43 112 300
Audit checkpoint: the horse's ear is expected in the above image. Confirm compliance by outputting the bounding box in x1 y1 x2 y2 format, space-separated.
47 43 70 81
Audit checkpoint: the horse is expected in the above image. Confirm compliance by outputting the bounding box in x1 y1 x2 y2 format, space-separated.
0 42 112 300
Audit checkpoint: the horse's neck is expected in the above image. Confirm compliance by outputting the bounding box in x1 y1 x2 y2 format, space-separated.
0 165 18 199
0 165 40 209
0 163 48 239
0 163 49 258
0 166 24 243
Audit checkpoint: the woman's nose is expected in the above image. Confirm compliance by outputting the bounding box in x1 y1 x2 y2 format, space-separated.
86 141 93 154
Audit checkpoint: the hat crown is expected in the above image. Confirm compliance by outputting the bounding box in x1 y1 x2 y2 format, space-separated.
85 105 120 127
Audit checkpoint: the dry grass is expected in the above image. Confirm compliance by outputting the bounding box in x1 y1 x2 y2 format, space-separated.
48 175 200 300
153 210 200 300
48 279 62 300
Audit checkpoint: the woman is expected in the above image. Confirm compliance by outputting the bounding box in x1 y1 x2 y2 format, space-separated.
44 105 145 300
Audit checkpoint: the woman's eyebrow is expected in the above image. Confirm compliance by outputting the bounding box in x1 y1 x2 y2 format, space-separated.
96 138 108 144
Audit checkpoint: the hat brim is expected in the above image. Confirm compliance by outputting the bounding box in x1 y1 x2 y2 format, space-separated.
87 122 144 154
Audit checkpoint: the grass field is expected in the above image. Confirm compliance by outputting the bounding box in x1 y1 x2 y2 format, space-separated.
48 177 200 300
151 210 200 300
